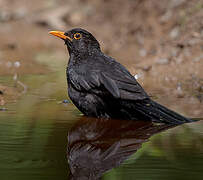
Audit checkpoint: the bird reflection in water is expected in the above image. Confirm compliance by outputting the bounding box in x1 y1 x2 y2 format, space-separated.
67 118 177 180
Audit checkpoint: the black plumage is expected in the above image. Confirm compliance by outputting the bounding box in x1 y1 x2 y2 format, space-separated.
49 28 193 124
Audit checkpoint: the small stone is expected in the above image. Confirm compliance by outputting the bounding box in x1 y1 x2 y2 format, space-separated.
0 99 5 106
6 43 17 50
192 32 200 38
156 58 169 65
13 73 18 81
193 54 203 62
134 74 142 80
164 76 170 82
176 83 184 98
188 38 200 46
14 61 21 68
139 49 147 57
169 0 186 8
63 99 70 104
142 65 151 72
160 11 172 23
0 107 7 111
169 27 180 39
177 43 184 49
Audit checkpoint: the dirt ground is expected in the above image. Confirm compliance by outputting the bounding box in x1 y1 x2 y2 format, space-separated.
0 0 202 117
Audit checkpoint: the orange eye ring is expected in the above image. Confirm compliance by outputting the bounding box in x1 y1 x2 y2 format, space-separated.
74 33 82 40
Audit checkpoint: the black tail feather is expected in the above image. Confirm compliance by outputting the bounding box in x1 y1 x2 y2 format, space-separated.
134 100 194 124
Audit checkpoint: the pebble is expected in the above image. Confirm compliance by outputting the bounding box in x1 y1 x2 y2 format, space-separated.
169 27 180 39
14 61 21 68
139 49 147 57
0 107 7 111
142 65 151 72
6 43 17 50
188 38 200 46
13 73 17 81
62 99 70 104
0 98 5 106
134 74 142 80
160 11 172 23
156 58 169 65
176 83 184 98
169 0 186 8
193 54 203 62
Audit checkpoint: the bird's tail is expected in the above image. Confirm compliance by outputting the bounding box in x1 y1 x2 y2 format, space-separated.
134 100 194 124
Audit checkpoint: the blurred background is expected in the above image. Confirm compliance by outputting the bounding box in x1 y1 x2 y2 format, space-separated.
0 0 203 180
0 0 202 116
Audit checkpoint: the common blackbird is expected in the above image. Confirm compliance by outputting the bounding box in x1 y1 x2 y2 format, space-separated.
49 28 192 124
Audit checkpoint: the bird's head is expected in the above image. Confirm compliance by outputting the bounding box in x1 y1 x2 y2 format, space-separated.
49 28 100 56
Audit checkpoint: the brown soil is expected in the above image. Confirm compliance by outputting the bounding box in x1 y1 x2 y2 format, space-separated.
0 0 202 117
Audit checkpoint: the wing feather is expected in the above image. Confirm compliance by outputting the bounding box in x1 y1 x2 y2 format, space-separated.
69 55 149 101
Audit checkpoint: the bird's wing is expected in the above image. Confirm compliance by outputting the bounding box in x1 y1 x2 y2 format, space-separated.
99 69 149 100
69 59 149 101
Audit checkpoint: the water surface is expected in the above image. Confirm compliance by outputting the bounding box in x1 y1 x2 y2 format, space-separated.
0 73 203 180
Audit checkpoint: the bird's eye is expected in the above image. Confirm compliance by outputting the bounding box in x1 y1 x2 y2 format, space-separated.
74 33 82 40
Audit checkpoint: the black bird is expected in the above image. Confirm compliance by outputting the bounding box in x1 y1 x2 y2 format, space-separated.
49 28 192 124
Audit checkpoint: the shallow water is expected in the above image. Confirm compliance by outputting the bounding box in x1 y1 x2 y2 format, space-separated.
0 73 203 180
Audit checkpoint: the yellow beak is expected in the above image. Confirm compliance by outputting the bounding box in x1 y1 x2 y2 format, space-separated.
49 31 72 41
